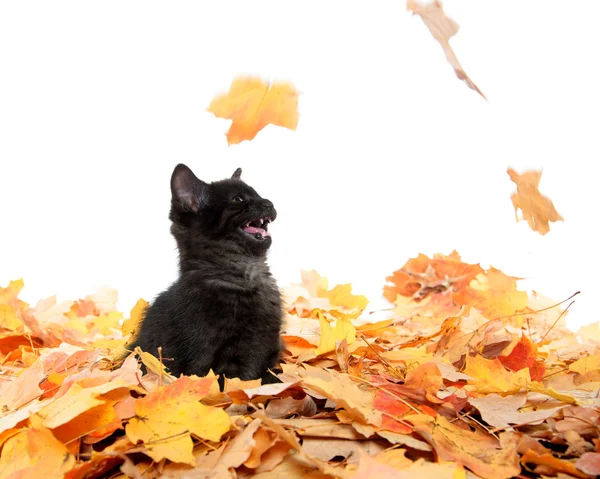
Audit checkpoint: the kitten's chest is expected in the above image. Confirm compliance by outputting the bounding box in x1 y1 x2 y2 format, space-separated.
229 281 281 324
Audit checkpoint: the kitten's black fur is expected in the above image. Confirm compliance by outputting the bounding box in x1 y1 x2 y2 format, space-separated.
128 164 283 388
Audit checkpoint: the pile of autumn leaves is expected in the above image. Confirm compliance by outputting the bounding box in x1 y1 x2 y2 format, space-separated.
1 253 600 479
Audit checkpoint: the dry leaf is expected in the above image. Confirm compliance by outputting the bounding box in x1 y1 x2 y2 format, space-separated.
207 77 299 145
126 376 230 465
508 168 563 235
0 426 76 479
406 0 485 99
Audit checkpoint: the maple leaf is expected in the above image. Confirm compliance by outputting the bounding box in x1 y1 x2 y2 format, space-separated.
454 267 528 318
354 451 466 478
0 426 76 479
384 252 480 302
499 334 546 381
64 299 99 320
463 354 530 394
469 392 565 430
408 414 521 479
0 279 28 311
507 168 564 235
406 0 485 99
121 298 148 341
320 283 368 310
126 376 230 465
207 76 299 145
298 364 382 427
314 309 357 356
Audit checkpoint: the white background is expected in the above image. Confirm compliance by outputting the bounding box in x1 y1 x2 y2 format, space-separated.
1 1 598 329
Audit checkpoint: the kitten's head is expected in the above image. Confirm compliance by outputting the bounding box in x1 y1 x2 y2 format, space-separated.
169 163 276 256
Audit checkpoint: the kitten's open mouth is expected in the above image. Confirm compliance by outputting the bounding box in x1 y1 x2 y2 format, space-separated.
241 217 273 240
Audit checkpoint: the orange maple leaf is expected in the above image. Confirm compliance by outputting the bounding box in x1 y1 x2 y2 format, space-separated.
0 426 76 479
507 168 563 235
208 77 299 145
454 267 528 318
499 334 545 381
384 251 482 303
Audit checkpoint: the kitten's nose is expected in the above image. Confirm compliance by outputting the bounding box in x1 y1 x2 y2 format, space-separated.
261 199 274 209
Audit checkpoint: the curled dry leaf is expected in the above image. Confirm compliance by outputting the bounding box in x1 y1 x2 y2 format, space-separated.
406 0 485 99
508 168 564 235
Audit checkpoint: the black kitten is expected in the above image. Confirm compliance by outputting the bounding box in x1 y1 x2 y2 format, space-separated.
128 164 283 388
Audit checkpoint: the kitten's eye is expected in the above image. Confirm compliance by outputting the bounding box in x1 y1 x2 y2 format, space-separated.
232 196 245 203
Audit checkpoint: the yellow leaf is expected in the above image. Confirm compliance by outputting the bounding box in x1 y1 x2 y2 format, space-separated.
122 298 148 340
569 354 600 375
126 376 230 465
91 312 123 335
53 401 121 445
208 77 299 145
315 310 356 356
36 384 105 429
0 304 23 331
463 355 530 394
320 283 368 310
133 346 174 379
0 279 28 318
0 426 75 479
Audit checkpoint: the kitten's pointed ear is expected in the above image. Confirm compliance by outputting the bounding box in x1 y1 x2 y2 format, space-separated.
231 168 242 180
171 164 209 213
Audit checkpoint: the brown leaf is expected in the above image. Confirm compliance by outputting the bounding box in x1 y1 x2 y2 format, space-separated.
468 392 565 429
301 437 388 463
406 0 485 99
576 453 600 476
299 365 381 427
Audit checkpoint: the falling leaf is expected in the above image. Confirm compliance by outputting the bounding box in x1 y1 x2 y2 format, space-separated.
126 376 230 465
406 0 485 99
207 76 299 145
507 168 564 235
